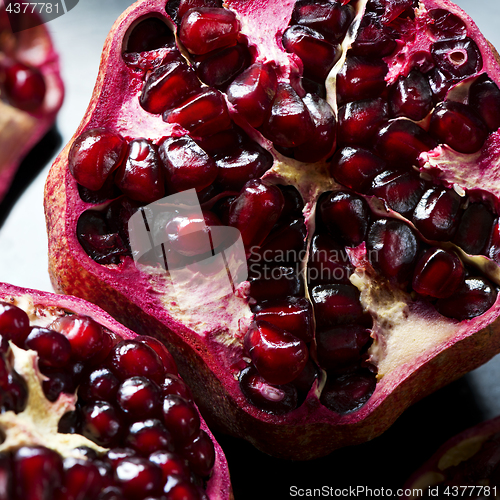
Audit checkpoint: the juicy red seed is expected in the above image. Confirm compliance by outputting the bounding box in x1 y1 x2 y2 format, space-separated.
330 146 386 193
453 202 495 255
140 60 201 115
320 370 376 414
469 75 500 132
428 8 467 39
228 179 284 249
125 17 175 52
215 142 274 191
182 430 215 477
81 401 123 447
336 56 388 104
248 266 304 302
226 62 278 128
412 247 465 298
164 475 201 500
0 302 30 346
149 451 191 482
194 43 249 87
239 366 298 414
2 62 46 111
429 101 488 154
161 374 194 402
162 395 200 444
316 325 371 371
427 67 458 102
50 315 105 361
164 88 232 137
178 7 239 55
389 69 433 121
279 185 305 221
105 448 137 468
435 277 497 321
282 25 341 82
25 327 71 368
114 457 163 499
369 169 426 215
117 376 162 420
126 419 174 455
108 340 166 384
252 297 314 343
374 119 438 166
352 16 396 57
0 453 11 499
79 367 120 402
61 457 103 500
311 284 366 330
431 37 482 79
320 191 370 247
68 128 127 192
260 82 314 148
412 187 462 241
292 0 355 41
12 446 63 500
136 336 178 375
1 371 28 413
115 138 165 203
373 0 416 22
307 233 353 286
367 218 419 281
337 97 388 145
244 320 309 385
175 0 223 21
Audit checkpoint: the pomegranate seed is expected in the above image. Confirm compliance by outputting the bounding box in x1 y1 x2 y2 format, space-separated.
215 142 273 191
148 451 191 482
428 9 467 39
51 315 105 361
195 126 245 156
316 324 371 371
412 247 465 298
453 202 495 255
125 17 175 52
228 179 284 249
374 120 438 166
374 0 416 23
1 371 28 413
427 67 458 102
389 69 433 121
105 448 137 468
12 446 63 500
367 218 419 281
336 55 388 104
279 185 305 221
81 401 123 447
178 7 239 55
244 320 309 385
140 60 201 114
330 146 386 193
412 187 462 241
162 395 200 444
0 453 11 500
161 374 194 402
252 297 314 343
174 0 223 21
311 283 367 330
310 234 351 285
164 88 232 137
488 220 500 264
282 25 341 82
164 475 201 500
294 93 336 162
239 366 298 414
431 38 482 79
78 367 120 402
249 266 304 302
108 340 166 384
319 191 370 247
351 12 397 57
136 336 178 375
105 197 142 252
260 82 314 148
117 376 162 421
0 302 30 346
42 371 77 402
24 327 71 368
68 129 127 191
369 169 426 215
320 370 376 414
338 97 389 145
291 0 355 41
194 43 249 87
469 75 500 132
114 457 163 499
2 62 46 111
181 430 215 477
126 419 174 455
435 277 497 321
429 101 488 154
61 457 103 500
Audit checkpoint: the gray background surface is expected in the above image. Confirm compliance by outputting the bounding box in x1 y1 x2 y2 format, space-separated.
0 0 499 496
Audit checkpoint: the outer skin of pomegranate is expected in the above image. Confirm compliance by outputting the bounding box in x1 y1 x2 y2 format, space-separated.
44 0 500 459
0 10 64 202
0 281 232 500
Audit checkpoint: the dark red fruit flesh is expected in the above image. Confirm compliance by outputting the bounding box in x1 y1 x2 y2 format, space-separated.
3 62 46 112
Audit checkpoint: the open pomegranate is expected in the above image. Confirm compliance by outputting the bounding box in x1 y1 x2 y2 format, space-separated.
0 282 231 499
45 0 500 459
0 7 63 203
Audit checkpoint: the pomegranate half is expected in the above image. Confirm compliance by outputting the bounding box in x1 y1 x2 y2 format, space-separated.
45 0 500 459
0 281 232 499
